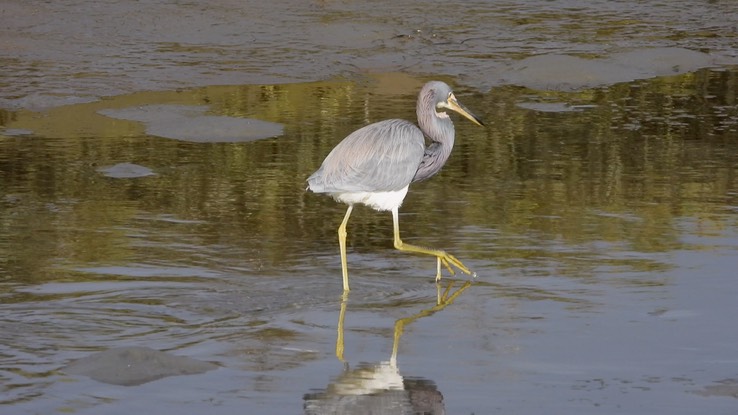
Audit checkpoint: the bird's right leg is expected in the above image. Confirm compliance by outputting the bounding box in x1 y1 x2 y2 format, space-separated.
390 207 474 281
338 205 354 292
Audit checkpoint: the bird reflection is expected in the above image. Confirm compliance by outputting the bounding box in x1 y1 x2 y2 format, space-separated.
304 281 471 415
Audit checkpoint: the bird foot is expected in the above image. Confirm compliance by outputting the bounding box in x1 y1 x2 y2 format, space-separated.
436 252 474 281
393 238 474 282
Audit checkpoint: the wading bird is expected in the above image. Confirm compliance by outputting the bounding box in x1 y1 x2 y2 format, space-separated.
307 81 484 292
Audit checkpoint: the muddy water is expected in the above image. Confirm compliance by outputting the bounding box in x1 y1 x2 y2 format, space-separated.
2 1 738 414
2 0 738 109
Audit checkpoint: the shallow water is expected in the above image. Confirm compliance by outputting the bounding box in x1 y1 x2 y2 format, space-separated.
2 1 738 414
2 67 738 414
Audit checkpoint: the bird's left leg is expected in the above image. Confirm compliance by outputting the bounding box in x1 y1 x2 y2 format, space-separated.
338 205 354 292
390 208 473 281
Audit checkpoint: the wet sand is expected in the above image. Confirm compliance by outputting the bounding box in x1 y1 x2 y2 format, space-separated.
2 0 737 110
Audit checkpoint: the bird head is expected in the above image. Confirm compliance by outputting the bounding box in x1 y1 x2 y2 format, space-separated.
426 81 485 127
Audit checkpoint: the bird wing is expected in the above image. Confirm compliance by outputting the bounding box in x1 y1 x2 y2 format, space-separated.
308 119 426 193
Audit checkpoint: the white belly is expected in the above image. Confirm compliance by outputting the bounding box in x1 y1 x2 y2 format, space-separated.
333 186 409 211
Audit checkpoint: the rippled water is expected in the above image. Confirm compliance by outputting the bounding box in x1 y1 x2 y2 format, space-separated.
2 1 738 414
2 0 737 109
2 67 737 414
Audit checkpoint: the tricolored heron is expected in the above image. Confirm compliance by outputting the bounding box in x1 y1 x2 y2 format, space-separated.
307 81 484 292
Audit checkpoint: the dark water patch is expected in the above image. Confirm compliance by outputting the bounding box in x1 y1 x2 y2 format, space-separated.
516 101 587 112
64 346 218 386
500 47 715 91
98 162 156 178
99 105 284 142
692 378 738 399
1 128 33 137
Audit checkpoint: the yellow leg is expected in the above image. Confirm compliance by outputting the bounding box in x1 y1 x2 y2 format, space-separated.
391 280 472 365
335 292 348 362
391 207 473 281
338 205 353 292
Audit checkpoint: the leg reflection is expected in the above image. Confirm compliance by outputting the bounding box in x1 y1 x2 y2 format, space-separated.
335 280 472 365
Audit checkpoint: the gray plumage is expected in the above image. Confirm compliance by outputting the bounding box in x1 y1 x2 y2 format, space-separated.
307 119 425 193
308 81 476 197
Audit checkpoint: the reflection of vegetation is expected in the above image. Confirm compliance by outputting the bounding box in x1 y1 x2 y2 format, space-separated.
441 69 737 278
0 70 737 285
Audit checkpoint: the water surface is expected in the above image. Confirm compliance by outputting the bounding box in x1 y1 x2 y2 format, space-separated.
2 68 737 414
2 1 738 414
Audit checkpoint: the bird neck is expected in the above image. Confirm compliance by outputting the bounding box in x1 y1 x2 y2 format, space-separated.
412 111 455 182
412 91 457 183
412 140 454 182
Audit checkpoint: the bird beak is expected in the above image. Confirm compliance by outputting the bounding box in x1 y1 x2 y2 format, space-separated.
447 93 485 127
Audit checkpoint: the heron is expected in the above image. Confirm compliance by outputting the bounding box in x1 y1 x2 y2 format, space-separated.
307 81 484 292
